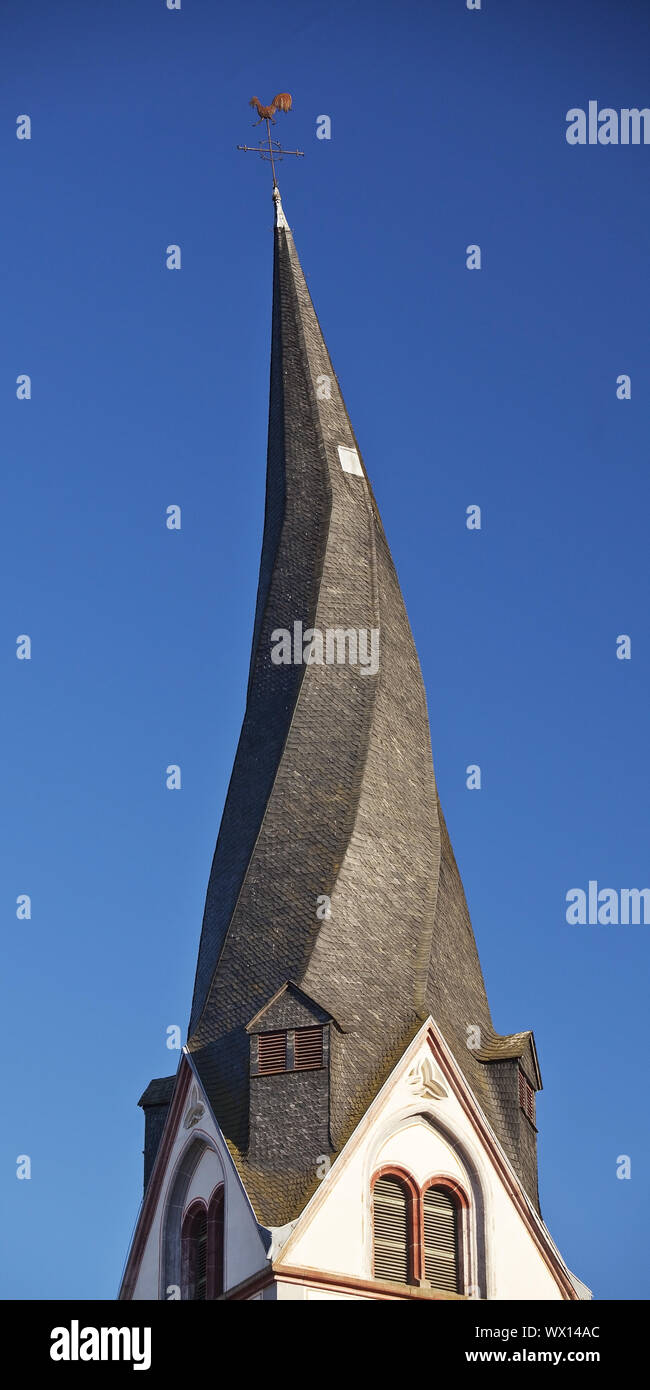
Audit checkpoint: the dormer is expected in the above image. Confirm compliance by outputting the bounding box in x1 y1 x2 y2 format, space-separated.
245 983 339 1167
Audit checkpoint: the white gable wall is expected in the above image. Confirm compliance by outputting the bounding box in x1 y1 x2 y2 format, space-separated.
126 1028 577 1301
130 1065 268 1300
277 1024 568 1300
184 1147 223 1210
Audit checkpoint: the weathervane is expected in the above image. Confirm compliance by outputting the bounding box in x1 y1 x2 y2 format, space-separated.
237 92 304 188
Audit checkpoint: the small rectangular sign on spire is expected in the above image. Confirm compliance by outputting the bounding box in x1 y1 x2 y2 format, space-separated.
338 445 363 477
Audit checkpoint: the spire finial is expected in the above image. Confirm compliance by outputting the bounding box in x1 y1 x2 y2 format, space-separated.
237 91 304 190
272 184 290 230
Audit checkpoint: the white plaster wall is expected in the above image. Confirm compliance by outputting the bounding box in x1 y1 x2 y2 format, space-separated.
184 1148 223 1209
280 1030 566 1301
131 1075 268 1300
377 1119 468 1187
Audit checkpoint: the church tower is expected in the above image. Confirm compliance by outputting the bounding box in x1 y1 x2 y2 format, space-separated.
120 186 589 1302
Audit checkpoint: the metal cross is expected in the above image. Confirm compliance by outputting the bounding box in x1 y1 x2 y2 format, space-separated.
237 93 304 188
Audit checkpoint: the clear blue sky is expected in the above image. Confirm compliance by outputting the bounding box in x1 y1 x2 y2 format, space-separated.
2 0 648 1301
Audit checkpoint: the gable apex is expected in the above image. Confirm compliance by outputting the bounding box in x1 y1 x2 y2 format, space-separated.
245 981 344 1034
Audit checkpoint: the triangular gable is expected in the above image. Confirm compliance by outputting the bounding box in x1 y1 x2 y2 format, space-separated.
119 1053 268 1300
273 1019 584 1301
245 981 336 1034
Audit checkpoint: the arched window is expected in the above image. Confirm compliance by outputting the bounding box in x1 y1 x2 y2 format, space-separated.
207 1185 225 1299
180 1186 225 1300
423 1185 460 1292
371 1169 419 1284
373 1175 410 1283
372 1168 468 1292
181 1202 208 1301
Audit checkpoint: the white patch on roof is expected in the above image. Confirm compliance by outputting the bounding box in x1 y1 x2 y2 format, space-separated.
338 445 363 477
272 187 290 230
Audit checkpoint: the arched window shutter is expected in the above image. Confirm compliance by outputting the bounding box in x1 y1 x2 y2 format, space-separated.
182 1206 208 1300
207 1187 224 1299
193 1210 208 1301
423 1187 459 1292
373 1176 409 1283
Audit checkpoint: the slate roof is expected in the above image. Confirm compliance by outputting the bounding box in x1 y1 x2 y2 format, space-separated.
184 186 541 1226
474 1030 541 1077
138 1076 176 1108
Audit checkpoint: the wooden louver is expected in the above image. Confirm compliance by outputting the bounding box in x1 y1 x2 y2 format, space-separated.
294 1026 324 1070
193 1213 208 1301
257 1031 287 1074
518 1067 536 1124
423 1186 459 1292
373 1176 409 1283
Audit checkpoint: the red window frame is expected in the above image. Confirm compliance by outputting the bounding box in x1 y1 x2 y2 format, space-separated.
371 1166 420 1284
371 1167 468 1290
421 1175 467 1293
181 1199 208 1301
207 1185 225 1299
181 1184 225 1300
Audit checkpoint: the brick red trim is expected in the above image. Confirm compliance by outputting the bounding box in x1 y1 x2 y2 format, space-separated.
371 1163 419 1197
421 1176 467 1293
225 1267 275 1300
182 1198 207 1217
207 1185 225 1300
425 1028 578 1300
181 1199 208 1300
119 1057 192 1300
422 1174 469 1208
275 1265 467 1301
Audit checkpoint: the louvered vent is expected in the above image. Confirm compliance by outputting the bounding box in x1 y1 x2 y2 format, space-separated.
518 1068 536 1123
423 1187 459 1292
193 1214 208 1301
257 1031 287 1074
373 1176 409 1284
294 1026 324 1070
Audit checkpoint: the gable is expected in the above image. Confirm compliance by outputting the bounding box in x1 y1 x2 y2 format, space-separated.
246 982 334 1034
274 1020 579 1301
120 1055 268 1300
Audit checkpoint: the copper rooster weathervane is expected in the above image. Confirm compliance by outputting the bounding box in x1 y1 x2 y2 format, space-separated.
237 91 304 187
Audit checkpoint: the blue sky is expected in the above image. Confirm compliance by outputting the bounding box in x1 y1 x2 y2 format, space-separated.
2 0 648 1300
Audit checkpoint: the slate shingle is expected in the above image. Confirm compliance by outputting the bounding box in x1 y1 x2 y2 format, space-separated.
182 188 541 1226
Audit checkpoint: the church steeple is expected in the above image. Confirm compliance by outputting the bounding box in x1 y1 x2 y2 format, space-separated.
185 186 542 1227
120 171 590 1304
